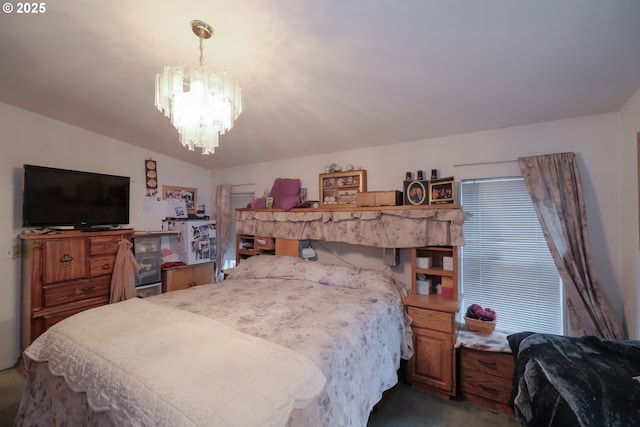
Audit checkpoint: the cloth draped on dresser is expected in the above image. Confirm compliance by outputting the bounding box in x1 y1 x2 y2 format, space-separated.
109 238 139 303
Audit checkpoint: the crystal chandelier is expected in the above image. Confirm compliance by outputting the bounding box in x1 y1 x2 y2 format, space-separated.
155 20 243 155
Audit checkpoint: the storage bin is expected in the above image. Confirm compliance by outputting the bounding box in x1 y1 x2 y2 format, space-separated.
441 287 454 299
441 277 453 288
416 257 433 269
416 279 431 295
132 236 161 287
441 276 454 299
443 256 453 271
136 282 161 298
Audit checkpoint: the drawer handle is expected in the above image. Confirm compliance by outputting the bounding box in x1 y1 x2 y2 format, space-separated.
59 253 73 266
479 359 497 368
102 263 111 270
104 242 113 248
78 287 95 293
479 384 498 395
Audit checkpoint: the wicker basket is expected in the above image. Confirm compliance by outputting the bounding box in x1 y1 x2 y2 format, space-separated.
464 316 496 334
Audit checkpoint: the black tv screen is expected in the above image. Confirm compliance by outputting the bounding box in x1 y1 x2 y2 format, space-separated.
22 164 130 228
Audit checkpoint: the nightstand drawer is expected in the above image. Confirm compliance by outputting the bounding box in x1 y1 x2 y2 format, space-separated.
407 307 454 333
461 368 512 403
460 347 515 411
461 348 514 378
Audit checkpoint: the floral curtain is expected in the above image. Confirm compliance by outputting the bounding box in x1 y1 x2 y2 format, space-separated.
215 184 232 282
518 152 626 340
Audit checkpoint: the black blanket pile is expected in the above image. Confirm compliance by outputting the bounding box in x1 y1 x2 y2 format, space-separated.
507 332 640 427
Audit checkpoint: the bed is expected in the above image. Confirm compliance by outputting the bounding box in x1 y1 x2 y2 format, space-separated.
15 255 413 427
507 331 640 427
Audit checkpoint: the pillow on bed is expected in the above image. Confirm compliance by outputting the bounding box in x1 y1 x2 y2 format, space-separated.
270 178 301 210
226 255 407 298
507 331 537 355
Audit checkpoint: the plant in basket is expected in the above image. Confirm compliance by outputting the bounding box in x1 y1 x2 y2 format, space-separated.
464 304 496 333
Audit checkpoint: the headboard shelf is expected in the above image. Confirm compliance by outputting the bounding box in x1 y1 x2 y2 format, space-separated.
235 205 464 248
237 204 460 213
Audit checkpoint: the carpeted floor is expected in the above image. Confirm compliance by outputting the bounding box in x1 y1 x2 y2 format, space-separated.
368 375 520 427
0 367 25 427
0 366 519 427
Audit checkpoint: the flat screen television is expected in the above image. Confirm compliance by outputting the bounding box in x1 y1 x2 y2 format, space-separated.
22 164 130 229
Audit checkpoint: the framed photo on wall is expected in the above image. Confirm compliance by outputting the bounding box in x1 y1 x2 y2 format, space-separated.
429 177 455 205
403 180 429 205
163 185 198 215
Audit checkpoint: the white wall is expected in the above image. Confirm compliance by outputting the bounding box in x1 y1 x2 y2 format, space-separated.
2 99 636 370
619 87 640 339
0 102 213 370
213 112 629 335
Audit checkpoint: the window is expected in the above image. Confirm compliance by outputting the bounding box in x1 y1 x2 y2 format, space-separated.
460 177 563 334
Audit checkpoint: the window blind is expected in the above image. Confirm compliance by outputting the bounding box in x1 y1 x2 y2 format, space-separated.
460 177 563 334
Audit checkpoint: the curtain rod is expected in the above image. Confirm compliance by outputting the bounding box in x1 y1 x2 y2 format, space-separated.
454 159 517 167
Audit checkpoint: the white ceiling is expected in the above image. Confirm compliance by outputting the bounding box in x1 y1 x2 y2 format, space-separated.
1 1 639 170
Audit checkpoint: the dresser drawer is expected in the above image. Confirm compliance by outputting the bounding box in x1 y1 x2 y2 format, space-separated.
43 277 110 308
42 239 88 284
461 348 514 378
89 236 121 256
42 301 108 330
407 307 454 333
89 255 117 277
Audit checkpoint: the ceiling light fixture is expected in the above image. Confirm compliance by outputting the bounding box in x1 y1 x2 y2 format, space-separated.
155 20 243 155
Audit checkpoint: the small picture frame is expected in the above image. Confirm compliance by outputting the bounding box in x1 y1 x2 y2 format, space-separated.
429 177 455 205
403 180 429 205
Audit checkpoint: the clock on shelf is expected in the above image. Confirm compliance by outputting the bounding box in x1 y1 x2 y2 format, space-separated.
145 159 158 195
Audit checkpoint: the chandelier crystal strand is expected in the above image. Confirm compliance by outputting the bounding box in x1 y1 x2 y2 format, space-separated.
155 20 242 155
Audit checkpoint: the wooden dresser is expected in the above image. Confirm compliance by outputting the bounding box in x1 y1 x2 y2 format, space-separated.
19 229 134 350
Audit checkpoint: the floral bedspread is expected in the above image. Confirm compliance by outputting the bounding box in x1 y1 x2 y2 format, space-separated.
22 298 326 427
16 255 412 427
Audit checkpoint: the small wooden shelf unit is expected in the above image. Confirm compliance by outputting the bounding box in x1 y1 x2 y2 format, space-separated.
236 234 299 264
319 169 367 208
404 245 460 399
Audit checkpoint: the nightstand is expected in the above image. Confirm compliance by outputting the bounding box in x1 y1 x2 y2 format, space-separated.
456 325 515 415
